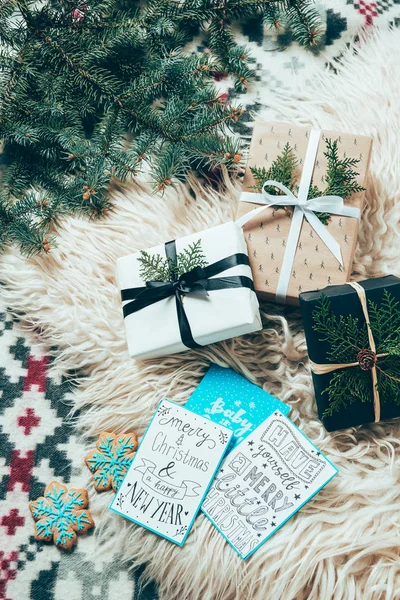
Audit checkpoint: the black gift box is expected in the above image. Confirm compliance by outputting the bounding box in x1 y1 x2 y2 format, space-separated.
300 275 400 431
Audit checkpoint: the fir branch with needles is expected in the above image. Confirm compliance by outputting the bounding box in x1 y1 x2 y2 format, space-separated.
137 238 207 282
0 0 322 258
312 290 400 416
250 138 365 225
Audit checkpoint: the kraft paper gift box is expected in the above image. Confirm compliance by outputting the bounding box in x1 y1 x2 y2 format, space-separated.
299 275 400 431
236 121 373 306
117 222 262 359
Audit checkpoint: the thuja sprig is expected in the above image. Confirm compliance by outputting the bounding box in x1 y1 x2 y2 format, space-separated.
367 290 400 353
176 239 207 274
320 369 372 417
311 294 369 363
312 290 400 416
250 138 365 225
137 239 207 282
137 251 172 282
250 142 297 196
323 139 365 198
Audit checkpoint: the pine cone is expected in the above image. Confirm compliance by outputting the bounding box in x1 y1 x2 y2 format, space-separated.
356 349 377 371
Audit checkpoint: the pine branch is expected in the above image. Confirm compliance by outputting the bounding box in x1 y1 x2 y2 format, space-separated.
8 220 55 257
39 33 181 144
250 142 298 194
262 3 283 32
16 0 35 29
323 138 365 198
376 357 400 405
0 0 322 255
285 2 322 47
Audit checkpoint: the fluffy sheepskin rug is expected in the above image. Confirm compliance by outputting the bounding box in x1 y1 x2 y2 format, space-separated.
1 29 400 600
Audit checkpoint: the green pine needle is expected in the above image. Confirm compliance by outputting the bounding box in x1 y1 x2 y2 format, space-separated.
0 0 321 256
321 369 372 417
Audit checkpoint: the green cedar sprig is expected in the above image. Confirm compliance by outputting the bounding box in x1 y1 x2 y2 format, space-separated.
250 142 298 196
250 138 365 225
137 239 207 281
312 290 400 416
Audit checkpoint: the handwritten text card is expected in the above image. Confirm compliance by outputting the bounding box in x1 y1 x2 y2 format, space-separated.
186 365 290 449
202 411 338 559
110 400 233 545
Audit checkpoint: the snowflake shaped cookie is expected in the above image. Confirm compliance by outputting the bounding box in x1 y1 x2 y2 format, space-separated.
29 481 94 550
85 431 138 492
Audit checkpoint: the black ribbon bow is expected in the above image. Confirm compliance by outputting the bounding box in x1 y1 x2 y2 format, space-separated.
121 239 255 349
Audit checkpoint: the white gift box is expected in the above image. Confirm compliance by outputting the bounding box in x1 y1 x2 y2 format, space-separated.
117 221 262 359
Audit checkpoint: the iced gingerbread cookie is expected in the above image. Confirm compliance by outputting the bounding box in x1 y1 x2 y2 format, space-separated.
29 481 94 550
85 431 138 492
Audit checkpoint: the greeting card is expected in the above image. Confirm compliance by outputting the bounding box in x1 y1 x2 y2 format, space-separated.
186 365 290 449
202 411 338 559
110 400 233 545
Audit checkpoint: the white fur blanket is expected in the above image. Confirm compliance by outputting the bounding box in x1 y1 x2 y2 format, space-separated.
1 30 400 600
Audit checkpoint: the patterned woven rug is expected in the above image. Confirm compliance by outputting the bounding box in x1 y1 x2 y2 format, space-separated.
0 304 159 600
1 1 400 599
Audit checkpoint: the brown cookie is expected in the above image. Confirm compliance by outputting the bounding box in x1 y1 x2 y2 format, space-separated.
29 481 94 550
85 431 138 492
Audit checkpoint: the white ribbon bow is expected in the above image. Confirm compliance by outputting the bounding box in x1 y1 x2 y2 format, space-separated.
236 128 361 304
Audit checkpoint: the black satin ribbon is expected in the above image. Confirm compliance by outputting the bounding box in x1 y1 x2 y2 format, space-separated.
121 240 254 350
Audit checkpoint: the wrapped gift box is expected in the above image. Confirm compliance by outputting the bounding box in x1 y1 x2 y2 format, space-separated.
236 121 373 305
300 275 400 431
117 222 262 359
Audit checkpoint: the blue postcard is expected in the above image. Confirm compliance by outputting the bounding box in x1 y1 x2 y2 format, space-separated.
202 410 338 559
186 365 290 449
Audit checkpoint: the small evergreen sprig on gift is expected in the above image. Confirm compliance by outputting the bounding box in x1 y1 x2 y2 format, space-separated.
250 139 365 225
250 142 298 196
138 239 207 282
312 290 400 416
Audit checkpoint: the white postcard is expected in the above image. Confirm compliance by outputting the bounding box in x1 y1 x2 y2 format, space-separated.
202 411 338 559
110 400 232 545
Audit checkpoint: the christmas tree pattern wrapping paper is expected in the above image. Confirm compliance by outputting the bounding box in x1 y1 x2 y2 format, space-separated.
299 275 400 431
236 122 373 305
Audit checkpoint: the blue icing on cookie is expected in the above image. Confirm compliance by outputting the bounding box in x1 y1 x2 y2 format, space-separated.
185 365 290 450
